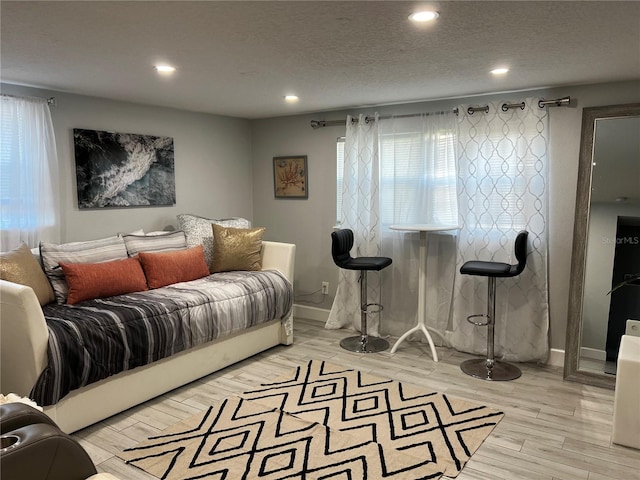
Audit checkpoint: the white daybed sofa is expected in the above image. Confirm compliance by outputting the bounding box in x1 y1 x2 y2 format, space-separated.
0 240 295 434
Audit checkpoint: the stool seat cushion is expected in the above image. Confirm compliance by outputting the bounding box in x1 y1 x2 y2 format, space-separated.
339 256 392 271
460 231 529 279
460 260 513 277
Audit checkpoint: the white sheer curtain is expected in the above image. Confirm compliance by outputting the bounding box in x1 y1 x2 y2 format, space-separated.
451 98 550 362
326 114 384 336
378 113 459 341
327 112 459 340
0 95 60 250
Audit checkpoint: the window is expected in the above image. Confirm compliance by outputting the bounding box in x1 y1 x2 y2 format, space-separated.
0 95 59 249
0 109 13 225
379 129 457 226
336 116 457 227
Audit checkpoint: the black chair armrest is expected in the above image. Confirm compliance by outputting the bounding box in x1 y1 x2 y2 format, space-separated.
0 403 57 434
1 423 97 480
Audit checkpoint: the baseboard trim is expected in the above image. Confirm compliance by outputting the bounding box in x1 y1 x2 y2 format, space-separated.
548 348 564 367
293 305 566 368
580 346 606 361
293 304 330 323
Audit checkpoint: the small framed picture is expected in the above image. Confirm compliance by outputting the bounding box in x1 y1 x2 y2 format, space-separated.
273 156 308 199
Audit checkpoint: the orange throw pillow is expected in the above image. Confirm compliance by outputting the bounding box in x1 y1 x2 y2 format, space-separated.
60 257 148 305
138 245 210 289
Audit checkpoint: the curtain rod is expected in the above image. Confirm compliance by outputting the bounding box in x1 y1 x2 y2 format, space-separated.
0 93 57 106
466 96 572 115
311 109 458 129
310 96 572 128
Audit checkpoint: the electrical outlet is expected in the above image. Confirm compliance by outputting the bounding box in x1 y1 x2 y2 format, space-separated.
321 281 329 295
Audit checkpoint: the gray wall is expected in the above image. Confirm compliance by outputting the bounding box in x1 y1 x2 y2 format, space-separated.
251 80 640 351
4 80 640 352
1 83 253 242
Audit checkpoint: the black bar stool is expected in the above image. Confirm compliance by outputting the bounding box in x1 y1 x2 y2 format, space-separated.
331 229 392 353
459 231 528 381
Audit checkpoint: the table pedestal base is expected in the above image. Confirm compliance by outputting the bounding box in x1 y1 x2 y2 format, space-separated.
390 324 439 361
460 358 521 381
340 335 389 353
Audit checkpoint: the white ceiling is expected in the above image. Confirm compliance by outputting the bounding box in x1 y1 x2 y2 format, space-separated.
2 1 639 119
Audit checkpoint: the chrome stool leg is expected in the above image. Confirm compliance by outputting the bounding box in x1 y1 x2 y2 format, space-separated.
460 277 521 381
340 271 389 353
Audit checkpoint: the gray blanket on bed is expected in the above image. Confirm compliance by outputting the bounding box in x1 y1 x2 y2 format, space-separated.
31 270 293 406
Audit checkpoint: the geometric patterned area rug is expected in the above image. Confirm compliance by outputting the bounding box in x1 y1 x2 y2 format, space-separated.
120 360 503 479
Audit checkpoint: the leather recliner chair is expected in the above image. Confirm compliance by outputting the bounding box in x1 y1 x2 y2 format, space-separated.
0 403 119 480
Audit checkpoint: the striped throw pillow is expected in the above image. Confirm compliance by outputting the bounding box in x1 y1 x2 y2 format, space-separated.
122 230 187 257
40 236 129 304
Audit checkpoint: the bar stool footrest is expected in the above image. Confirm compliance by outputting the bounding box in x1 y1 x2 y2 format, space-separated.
466 314 490 326
362 303 384 315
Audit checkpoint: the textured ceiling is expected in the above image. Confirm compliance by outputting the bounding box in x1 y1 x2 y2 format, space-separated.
1 1 639 119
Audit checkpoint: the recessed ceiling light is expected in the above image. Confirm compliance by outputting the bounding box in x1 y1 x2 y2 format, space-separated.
409 11 439 22
154 65 176 74
284 95 299 103
491 67 509 75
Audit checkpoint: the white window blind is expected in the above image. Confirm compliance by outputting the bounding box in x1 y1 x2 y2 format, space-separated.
379 129 457 226
336 116 457 227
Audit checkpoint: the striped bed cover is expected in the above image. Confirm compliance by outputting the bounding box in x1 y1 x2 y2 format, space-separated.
31 270 293 406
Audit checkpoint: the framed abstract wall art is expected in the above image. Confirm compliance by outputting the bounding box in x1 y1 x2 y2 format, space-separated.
273 155 308 199
73 128 175 209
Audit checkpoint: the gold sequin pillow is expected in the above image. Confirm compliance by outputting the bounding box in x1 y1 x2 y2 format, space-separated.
210 224 265 273
0 243 55 306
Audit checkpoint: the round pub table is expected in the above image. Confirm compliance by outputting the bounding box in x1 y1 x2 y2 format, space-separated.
389 224 459 361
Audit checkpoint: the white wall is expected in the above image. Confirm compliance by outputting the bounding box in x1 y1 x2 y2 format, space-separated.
1 83 253 242
251 80 640 351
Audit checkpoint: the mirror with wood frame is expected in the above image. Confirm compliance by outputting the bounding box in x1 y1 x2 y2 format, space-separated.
564 103 640 389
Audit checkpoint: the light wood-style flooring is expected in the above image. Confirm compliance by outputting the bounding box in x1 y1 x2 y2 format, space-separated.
74 317 640 480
